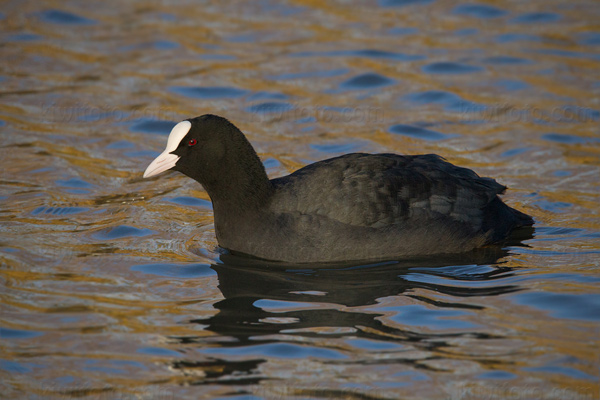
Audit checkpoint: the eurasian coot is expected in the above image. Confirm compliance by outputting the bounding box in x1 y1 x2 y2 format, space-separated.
144 114 533 262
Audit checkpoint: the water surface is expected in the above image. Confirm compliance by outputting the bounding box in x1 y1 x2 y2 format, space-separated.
1 0 599 399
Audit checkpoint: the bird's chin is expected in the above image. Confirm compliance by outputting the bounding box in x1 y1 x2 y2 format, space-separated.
143 152 180 178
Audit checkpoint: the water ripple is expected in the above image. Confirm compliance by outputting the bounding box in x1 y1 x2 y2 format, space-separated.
405 90 486 113
131 263 215 278
578 31 600 46
38 9 96 25
129 118 176 135
452 4 507 19
0 327 44 339
389 124 456 141
246 101 295 114
202 342 347 360
32 206 89 216
511 12 562 24
383 304 480 329
483 56 531 65
292 49 423 62
340 73 396 90
166 197 212 208
422 62 484 74
311 142 364 154
494 33 542 43
378 0 435 7
513 292 600 322
92 225 154 240
542 133 600 144
171 86 249 99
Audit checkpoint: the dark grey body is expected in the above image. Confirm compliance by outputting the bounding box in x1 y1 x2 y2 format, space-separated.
163 115 533 263
213 153 532 263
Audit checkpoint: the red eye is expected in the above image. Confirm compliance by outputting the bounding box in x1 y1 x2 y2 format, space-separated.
188 139 197 147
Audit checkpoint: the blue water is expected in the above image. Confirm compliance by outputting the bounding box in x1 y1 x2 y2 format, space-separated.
1 0 599 399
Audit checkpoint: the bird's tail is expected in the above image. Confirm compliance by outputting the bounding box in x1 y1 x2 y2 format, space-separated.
510 207 534 227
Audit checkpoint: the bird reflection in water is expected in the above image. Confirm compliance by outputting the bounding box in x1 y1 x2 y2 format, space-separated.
167 229 533 385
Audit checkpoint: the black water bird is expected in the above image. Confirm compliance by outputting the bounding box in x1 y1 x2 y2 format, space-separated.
143 114 533 262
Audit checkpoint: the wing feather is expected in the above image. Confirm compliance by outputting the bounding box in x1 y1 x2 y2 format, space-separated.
269 153 505 231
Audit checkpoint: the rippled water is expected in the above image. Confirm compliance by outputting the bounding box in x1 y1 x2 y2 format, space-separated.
1 0 599 399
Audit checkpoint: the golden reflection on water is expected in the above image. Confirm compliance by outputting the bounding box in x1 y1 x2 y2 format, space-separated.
1 0 599 399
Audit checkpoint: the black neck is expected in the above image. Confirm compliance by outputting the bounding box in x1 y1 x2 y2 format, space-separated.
201 161 273 216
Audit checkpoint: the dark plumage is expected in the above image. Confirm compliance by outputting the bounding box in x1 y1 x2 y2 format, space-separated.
143 114 533 263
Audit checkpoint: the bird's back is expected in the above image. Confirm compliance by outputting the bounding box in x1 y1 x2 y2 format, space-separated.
269 153 528 239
